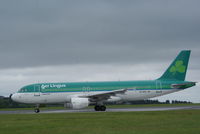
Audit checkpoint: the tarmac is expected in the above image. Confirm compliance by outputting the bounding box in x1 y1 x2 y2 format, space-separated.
0 105 200 114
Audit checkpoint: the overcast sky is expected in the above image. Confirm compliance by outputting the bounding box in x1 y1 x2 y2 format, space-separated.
0 0 199 102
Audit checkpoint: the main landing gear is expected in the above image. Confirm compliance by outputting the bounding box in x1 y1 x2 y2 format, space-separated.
34 104 40 113
94 105 106 111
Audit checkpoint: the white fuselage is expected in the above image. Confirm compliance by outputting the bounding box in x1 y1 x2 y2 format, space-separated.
11 89 179 104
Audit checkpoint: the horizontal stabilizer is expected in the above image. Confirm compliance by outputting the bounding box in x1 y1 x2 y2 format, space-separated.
171 82 196 89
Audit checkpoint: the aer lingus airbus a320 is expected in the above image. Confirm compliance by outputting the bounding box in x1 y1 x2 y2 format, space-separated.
11 50 196 113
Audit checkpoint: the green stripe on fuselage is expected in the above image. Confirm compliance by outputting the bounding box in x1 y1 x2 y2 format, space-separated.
17 80 192 93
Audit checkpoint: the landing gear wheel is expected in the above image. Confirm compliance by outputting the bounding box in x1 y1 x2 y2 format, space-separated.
94 105 101 111
94 105 106 111
100 105 106 111
34 108 40 113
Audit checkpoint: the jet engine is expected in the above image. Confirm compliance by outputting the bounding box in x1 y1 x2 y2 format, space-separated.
107 96 122 102
65 97 89 109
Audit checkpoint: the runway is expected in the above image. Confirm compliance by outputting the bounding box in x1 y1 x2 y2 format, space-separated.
0 105 200 114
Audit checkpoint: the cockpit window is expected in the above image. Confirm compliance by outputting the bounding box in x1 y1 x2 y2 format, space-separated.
18 88 25 93
18 86 29 93
17 85 38 93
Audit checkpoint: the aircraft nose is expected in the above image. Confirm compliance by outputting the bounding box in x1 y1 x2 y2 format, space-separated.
11 93 19 102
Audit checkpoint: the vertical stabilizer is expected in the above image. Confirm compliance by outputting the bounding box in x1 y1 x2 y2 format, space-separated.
158 50 191 81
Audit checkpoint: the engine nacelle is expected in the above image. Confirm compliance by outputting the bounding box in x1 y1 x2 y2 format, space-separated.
65 97 89 109
106 96 122 102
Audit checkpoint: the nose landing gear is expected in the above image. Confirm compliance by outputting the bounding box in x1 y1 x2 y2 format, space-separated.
34 104 40 113
34 108 40 113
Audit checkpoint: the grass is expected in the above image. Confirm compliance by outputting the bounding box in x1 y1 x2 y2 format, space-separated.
0 110 200 134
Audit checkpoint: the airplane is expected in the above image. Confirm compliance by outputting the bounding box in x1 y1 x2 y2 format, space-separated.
11 50 196 113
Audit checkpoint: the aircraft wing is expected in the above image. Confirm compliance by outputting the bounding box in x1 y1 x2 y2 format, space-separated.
80 89 127 102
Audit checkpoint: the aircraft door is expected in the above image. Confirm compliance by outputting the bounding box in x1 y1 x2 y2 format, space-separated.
82 83 91 96
156 80 163 89
155 80 162 94
34 85 40 96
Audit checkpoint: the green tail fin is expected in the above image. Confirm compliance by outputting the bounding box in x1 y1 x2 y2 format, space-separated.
158 50 191 81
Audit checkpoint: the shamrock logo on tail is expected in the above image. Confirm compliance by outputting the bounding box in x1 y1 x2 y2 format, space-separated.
169 60 186 75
